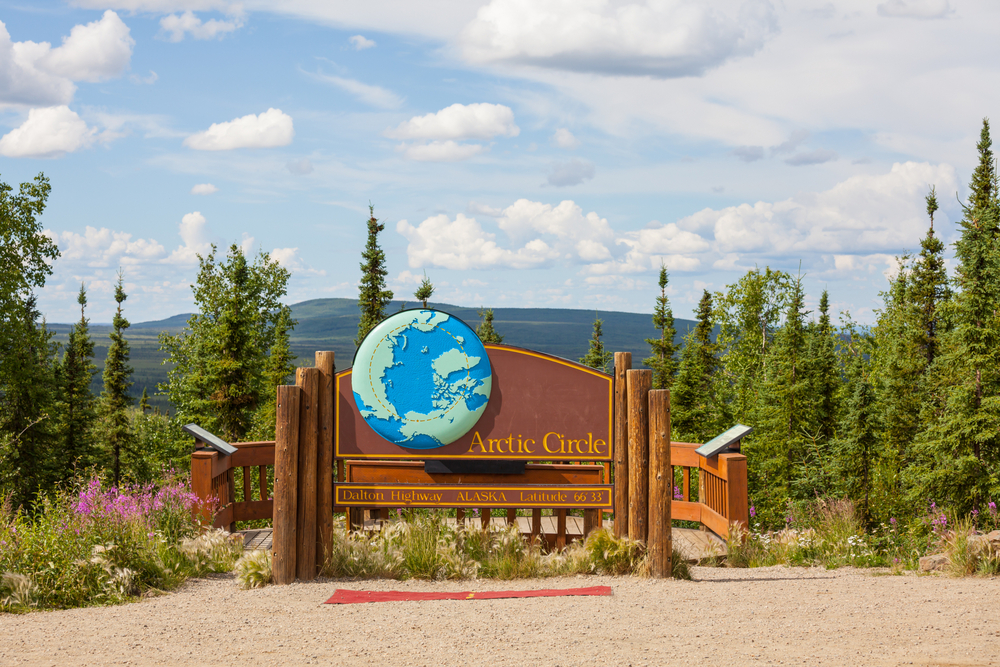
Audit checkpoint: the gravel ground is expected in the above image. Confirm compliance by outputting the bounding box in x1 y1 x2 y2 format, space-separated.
2 566 999 666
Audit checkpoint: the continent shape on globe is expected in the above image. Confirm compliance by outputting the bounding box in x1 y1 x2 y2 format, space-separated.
352 310 492 449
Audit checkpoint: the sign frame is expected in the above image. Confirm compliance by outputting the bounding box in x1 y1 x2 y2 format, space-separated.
336 483 613 509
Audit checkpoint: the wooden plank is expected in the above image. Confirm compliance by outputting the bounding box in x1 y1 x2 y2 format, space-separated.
345 460 604 485
626 369 651 542
272 384 301 586
190 451 215 525
722 453 749 531
480 508 490 530
227 469 236 532
258 465 268 501
682 467 690 501
647 389 672 578
228 441 276 468
315 351 335 570
456 508 465 527
296 367 320 581
613 352 630 538
583 508 598 537
671 442 702 468
233 498 274 522
531 509 541 542
555 509 567 549
506 508 517 526
213 504 234 530
673 500 701 523
700 503 730 539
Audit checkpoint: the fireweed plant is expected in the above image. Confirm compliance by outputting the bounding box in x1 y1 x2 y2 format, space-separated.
0 477 240 612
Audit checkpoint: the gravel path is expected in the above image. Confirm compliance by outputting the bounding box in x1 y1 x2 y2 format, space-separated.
2 567 998 666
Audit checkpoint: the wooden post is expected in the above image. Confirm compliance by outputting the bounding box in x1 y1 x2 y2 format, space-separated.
190 450 215 525
315 351 335 570
613 352 631 538
531 508 542 542
481 508 490 530
627 369 651 542
583 508 599 537
296 367 320 580
506 508 517 526
648 389 672 578
272 385 300 585
556 509 567 549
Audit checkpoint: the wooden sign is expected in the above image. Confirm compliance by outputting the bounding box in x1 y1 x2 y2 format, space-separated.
336 344 613 461
336 484 613 509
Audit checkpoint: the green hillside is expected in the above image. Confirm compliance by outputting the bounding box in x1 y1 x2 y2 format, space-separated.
49 298 693 412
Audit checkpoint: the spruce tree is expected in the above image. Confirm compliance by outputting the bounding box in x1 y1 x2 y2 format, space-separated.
476 308 504 344
643 264 678 389
910 186 950 366
101 272 134 487
671 290 722 442
356 204 393 345
834 350 877 528
807 290 839 442
57 283 98 480
414 272 434 309
139 388 151 414
580 314 613 373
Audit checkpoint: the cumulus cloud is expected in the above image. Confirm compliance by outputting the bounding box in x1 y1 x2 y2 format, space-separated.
269 247 326 275
0 11 133 106
190 183 217 194
400 140 486 162
585 222 709 275
680 161 958 257
460 0 779 77
877 0 953 19
309 71 403 109
160 11 244 41
784 148 837 166
48 225 165 267
164 211 213 264
385 103 519 140
771 129 809 155
0 106 97 158
552 127 580 148
732 145 763 162
349 34 376 49
183 108 293 150
547 158 595 187
398 199 614 270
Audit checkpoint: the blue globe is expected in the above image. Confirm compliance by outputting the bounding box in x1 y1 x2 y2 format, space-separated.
352 310 492 449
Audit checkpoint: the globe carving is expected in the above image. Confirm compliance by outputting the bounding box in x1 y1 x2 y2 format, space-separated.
352 309 492 449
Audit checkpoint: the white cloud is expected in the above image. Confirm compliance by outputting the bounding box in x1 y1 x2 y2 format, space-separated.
732 145 763 162
831 253 901 280
877 0 953 19
0 12 133 106
0 106 97 158
308 71 403 109
287 158 314 175
399 140 486 162
349 35 376 50
460 0 779 77
184 108 294 150
164 211 213 264
385 103 519 140
398 198 615 269
269 247 326 276
684 161 958 257
547 158 595 187
48 225 166 267
190 183 218 194
585 222 709 275
552 127 580 148
160 11 244 41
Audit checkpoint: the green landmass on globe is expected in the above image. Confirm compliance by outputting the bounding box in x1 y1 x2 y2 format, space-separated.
352 310 492 449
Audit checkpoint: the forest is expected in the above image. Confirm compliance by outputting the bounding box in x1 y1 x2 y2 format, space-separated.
2 120 999 539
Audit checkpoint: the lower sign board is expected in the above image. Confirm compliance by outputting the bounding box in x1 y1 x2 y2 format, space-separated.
336 484 613 509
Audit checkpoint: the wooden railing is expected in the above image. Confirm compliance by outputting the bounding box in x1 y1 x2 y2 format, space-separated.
670 441 748 539
190 439 747 540
190 440 276 531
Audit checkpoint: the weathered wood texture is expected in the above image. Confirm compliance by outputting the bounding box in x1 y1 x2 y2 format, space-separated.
295 367 320 581
626 369 651 542
613 352 631 538
647 389 672 578
314 351 335 569
272 385 301 586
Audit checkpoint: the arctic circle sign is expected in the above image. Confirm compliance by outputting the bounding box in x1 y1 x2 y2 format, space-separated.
351 309 492 449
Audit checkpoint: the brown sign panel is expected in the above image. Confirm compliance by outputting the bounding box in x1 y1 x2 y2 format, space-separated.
335 344 613 461
336 484 613 509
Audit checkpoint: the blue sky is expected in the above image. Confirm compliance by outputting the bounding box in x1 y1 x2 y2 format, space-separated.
1 0 996 325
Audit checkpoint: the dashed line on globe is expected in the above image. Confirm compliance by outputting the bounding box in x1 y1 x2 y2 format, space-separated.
366 321 473 423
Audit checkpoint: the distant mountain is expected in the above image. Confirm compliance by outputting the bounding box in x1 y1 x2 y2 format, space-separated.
50 298 690 411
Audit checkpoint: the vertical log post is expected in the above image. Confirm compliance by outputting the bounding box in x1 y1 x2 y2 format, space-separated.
295 367 320 580
648 389 672 578
627 369 651 542
556 509 567 549
613 352 631 538
272 385 301 585
315 351 335 571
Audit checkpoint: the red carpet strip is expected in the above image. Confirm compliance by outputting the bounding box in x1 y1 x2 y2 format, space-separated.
325 585 612 604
